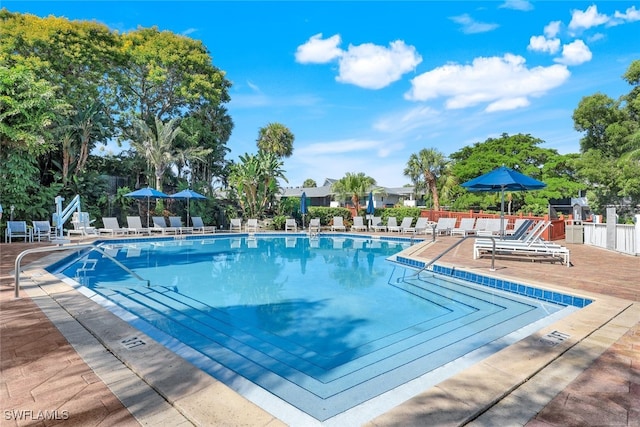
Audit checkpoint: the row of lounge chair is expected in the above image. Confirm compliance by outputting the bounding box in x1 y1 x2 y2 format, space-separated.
96 216 217 236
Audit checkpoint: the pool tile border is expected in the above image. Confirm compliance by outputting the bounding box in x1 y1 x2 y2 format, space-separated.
395 255 593 309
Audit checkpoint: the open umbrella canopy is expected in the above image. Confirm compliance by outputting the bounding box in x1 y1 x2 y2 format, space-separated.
170 189 207 200
461 166 546 192
124 187 169 227
461 166 546 238
125 187 169 199
170 189 207 225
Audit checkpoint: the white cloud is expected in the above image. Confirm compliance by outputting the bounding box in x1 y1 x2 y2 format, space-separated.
499 0 533 12
568 5 609 32
611 5 640 26
373 106 441 134
450 14 499 34
405 54 571 112
544 21 562 38
528 35 561 54
336 40 422 89
555 40 592 65
486 97 530 112
296 139 381 156
295 33 342 64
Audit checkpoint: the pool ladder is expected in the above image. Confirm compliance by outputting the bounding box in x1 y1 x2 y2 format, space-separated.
14 244 150 298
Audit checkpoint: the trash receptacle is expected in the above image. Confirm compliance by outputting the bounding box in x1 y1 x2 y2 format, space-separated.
565 220 584 244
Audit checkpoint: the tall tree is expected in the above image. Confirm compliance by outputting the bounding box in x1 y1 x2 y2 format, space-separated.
180 104 233 192
117 26 231 126
331 172 377 213
404 148 447 210
0 65 67 218
256 122 295 158
130 117 183 190
571 60 640 217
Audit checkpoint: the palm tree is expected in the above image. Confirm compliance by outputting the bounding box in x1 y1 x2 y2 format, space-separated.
256 122 295 158
331 172 377 213
130 116 182 190
404 148 447 210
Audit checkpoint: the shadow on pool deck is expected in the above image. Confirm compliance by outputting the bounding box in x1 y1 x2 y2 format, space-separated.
1 234 638 426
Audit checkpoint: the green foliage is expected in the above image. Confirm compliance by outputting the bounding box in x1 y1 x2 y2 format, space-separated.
404 148 448 210
271 215 287 230
376 207 422 223
0 151 62 221
302 179 317 187
0 65 69 154
228 151 287 218
306 207 352 226
256 122 295 158
278 196 300 216
331 172 377 212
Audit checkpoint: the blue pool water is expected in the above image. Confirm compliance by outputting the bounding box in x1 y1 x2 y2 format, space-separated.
53 235 581 421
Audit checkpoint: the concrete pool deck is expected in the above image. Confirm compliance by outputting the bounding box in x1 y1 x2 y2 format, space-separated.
1 234 638 426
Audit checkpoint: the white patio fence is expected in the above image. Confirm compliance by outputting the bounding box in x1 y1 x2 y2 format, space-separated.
582 213 640 256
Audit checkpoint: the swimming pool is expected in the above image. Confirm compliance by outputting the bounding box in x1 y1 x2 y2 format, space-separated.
51 234 586 422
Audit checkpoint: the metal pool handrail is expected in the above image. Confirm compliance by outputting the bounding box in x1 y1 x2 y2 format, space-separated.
409 235 497 278
14 244 149 298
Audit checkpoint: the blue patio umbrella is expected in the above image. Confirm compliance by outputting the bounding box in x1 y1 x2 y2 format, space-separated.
170 189 207 226
125 187 169 227
461 166 546 238
300 192 308 229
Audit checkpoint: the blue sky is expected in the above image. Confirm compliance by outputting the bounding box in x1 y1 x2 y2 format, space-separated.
5 1 640 187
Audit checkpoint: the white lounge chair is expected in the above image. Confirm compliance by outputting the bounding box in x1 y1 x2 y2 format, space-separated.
506 218 530 236
387 217 401 232
284 218 297 232
99 217 130 235
5 221 31 243
351 216 368 232
450 218 476 237
476 218 502 237
409 217 431 234
308 218 321 233
151 216 178 235
246 218 260 232
191 216 216 234
229 218 242 232
370 217 387 232
68 212 97 237
398 217 414 233
424 217 456 236
330 216 346 232
473 221 570 265
169 216 193 234
32 220 55 241
126 216 151 235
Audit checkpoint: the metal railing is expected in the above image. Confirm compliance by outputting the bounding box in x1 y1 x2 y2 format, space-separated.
408 235 497 279
14 243 149 298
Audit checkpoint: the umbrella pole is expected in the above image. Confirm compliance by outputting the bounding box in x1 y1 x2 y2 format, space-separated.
500 187 505 240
